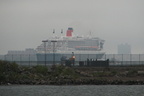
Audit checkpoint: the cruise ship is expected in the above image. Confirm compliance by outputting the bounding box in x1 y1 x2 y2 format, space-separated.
36 28 105 64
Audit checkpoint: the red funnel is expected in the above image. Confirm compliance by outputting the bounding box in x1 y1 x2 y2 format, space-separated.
66 28 73 37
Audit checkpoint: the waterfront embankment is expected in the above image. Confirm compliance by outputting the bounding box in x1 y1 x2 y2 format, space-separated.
0 60 144 85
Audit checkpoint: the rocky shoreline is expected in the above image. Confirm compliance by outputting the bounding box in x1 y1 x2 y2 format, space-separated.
4 78 144 85
0 60 144 85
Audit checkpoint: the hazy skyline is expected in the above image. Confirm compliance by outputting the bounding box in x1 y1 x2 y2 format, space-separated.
0 0 144 54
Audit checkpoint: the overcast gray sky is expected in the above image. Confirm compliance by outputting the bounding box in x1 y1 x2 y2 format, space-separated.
0 0 144 54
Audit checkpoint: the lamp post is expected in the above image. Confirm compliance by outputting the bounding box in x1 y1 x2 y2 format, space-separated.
51 40 57 65
42 40 48 66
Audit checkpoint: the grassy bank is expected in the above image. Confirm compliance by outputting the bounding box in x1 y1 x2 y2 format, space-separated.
0 60 144 85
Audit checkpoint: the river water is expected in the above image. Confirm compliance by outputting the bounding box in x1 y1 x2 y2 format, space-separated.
0 85 144 96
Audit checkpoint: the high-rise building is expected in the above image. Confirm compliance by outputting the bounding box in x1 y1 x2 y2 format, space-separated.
117 43 131 54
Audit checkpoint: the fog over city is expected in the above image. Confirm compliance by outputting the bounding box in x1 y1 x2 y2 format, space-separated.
0 0 144 54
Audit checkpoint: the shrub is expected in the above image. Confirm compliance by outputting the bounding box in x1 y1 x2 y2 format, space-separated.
51 65 65 77
0 60 19 82
127 70 138 76
111 71 117 76
0 60 19 73
32 65 48 75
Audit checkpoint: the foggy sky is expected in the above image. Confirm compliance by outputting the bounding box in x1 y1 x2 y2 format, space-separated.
0 0 144 54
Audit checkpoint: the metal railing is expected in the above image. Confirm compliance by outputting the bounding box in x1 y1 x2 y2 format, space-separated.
0 54 144 66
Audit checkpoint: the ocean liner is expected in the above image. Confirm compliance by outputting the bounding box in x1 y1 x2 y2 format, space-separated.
36 28 105 64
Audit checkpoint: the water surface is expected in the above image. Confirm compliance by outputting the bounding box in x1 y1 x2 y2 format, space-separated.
0 85 144 96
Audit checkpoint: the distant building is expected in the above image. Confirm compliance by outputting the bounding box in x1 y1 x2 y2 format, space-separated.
117 44 131 54
5 48 37 63
7 48 36 55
